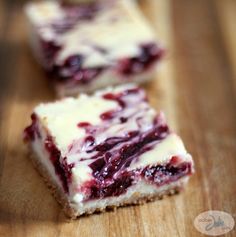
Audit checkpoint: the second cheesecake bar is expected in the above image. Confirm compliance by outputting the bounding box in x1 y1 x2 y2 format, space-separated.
25 0 164 96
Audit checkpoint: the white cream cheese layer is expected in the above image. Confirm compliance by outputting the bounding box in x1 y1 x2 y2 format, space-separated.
129 134 192 170
35 95 117 155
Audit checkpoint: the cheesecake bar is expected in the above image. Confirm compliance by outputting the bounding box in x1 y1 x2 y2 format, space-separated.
25 0 164 96
60 0 95 3
24 84 194 218
59 0 138 4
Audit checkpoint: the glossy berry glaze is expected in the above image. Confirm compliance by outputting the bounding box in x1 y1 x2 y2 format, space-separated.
24 88 192 200
141 159 192 186
86 161 192 199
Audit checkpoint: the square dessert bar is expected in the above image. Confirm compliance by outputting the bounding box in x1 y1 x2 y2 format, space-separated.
61 0 95 3
24 84 194 218
25 0 164 96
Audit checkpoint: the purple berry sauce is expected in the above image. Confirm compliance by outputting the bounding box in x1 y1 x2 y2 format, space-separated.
24 114 73 193
117 43 164 76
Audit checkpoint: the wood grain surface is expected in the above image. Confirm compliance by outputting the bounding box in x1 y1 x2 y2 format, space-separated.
0 0 236 236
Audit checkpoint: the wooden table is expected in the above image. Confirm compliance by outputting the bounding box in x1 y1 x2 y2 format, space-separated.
0 0 235 236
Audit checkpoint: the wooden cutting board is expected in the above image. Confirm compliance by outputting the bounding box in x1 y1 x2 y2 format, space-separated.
0 0 236 236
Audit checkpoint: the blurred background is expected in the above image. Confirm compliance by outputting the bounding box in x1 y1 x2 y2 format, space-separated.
0 1 235 237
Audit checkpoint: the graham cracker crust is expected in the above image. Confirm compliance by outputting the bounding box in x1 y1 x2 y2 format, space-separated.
28 149 187 219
